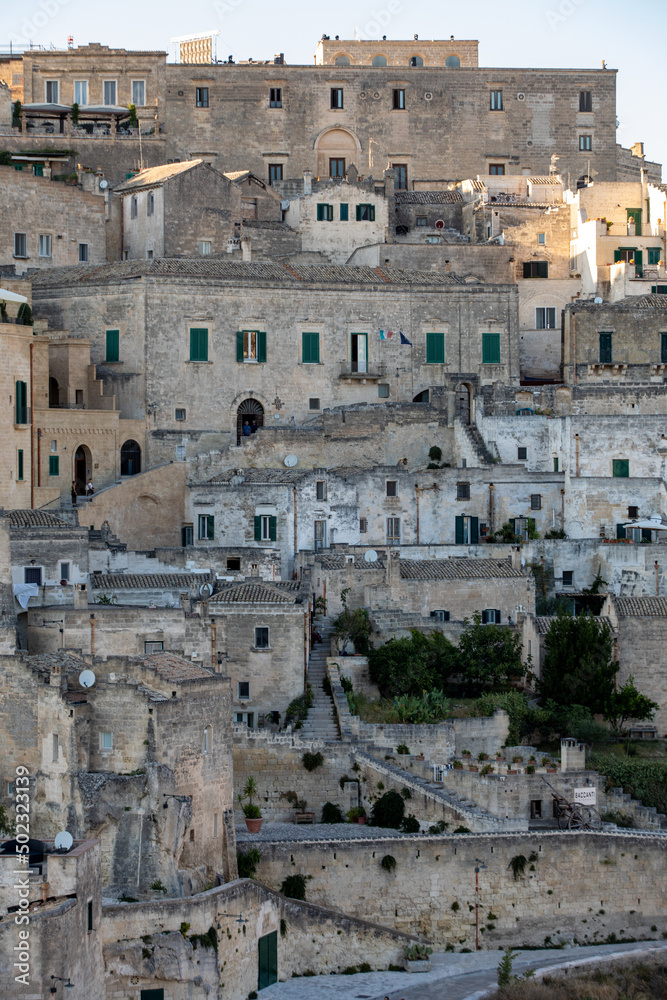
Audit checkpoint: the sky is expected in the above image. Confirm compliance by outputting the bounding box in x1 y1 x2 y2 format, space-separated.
5 0 666 177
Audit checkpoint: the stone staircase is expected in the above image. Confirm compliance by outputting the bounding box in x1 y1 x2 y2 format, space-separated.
300 619 340 741
459 419 495 465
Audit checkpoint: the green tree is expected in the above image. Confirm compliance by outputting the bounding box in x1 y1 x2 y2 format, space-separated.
331 589 372 654
604 675 659 733
457 612 526 693
538 613 616 714
368 630 459 698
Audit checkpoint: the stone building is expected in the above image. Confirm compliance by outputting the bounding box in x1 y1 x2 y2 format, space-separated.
1 281 33 511
603 594 667 735
31 259 520 465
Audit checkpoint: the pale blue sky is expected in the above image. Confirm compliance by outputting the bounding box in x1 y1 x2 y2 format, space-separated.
6 0 665 176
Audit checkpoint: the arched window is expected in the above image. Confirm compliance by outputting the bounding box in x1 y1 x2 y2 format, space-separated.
237 398 264 445
203 725 212 754
120 439 141 476
409 55 424 67
445 55 461 68
334 55 351 66
371 55 387 66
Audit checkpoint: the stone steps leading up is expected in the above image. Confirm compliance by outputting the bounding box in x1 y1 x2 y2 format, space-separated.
300 620 339 741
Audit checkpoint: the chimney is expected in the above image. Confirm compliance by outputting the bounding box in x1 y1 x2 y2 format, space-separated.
303 169 312 195
241 236 251 262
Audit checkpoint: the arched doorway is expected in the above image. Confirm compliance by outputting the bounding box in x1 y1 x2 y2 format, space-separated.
315 127 359 179
120 439 141 476
49 376 60 407
413 389 430 403
237 399 264 444
74 445 92 495
455 383 471 423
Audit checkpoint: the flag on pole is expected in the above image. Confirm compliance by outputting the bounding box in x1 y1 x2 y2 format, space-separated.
399 331 412 345
380 330 394 340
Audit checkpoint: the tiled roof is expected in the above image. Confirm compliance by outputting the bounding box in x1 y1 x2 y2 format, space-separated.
7 509 69 528
399 558 525 580
31 260 465 288
91 572 210 589
224 169 251 181
114 160 205 192
533 615 612 635
470 180 487 192
528 175 562 184
612 596 667 617
142 652 213 681
395 191 463 205
613 295 667 309
316 553 386 570
209 581 298 604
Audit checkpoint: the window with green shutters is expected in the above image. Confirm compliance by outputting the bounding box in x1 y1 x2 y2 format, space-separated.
316 204 333 221
599 332 612 363
482 333 501 364
198 514 214 540
648 248 661 266
15 380 27 423
17 449 24 481
302 331 320 364
426 332 445 364
49 455 59 476
254 515 277 541
616 523 626 540
258 931 278 990
105 329 119 362
626 208 642 236
339 203 348 221
661 333 667 364
237 330 266 363
612 459 629 478
455 515 479 544
356 204 375 221
189 328 208 362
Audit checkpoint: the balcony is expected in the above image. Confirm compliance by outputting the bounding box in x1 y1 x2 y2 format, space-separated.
338 361 387 380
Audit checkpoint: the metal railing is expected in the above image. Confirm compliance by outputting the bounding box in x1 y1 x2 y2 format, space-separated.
338 361 387 378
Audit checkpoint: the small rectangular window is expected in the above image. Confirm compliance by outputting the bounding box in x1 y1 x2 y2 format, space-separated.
386 480 398 497
518 447 527 460
38 234 52 258
238 681 250 699
523 261 549 278
302 331 320 364
490 90 503 111
103 80 116 105
378 383 389 398
49 455 59 476
45 80 59 103
579 91 592 112
269 163 283 185
181 524 193 547
482 332 501 364
189 327 209 362
17 449 24 481
269 87 282 108
393 164 407 190
52 733 59 762
75 389 83 405
431 610 450 622
25 566 42 585
255 515 277 542
530 494 542 510
647 248 661 266
197 240 211 256
530 800 542 819
87 899 94 932
101 731 113 750
489 164 505 175
15 380 27 424
627 506 639 519
226 558 241 571
329 157 345 178
481 609 501 625
661 333 667 364
538 232 546 245
339 203 348 221
316 203 333 221
79 243 89 263
613 459 629 478
59 562 70 582
144 640 164 653
254 626 270 649
74 80 88 105
175 407 186 421
562 570 573 587
356 204 375 222
535 308 557 330
579 134 592 151
105 329 120 362
359 517 368 533
330 87 344 109
146 249 154 260
426 332 445 364
316 480 327 500
130 196 138 219
198 514 215 540
456 482 470 500
393 88 405 110
132 80 145 106
599 332 613 364
14 233 27 258
147 192 154 216
386 517 401 545
416 216 428 227
309 397 321 410
196 87 209 108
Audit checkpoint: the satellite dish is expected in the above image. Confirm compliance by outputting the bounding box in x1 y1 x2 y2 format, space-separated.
99 179 108 189
79 669 96 688
434 219 445 230
284 454 298 467
199 582 213 598
594 296 603 304
54 831 74 851
364 549 378 563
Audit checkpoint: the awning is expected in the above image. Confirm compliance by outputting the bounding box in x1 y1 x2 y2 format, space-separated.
0 287 29 304
22 103 72 114
80 105 132 116
622 514 667 531
13 584 39 609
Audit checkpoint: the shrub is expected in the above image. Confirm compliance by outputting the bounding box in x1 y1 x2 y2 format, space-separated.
347 806 367 822
509 854 528 880
405 943 432 961
400 814 420 833
359 963 372 973
453 825 471 833
150 879 167 893
396 743 410 755
285 684 313 729
281 874 308 901
302 751 324 772
451 900 460 911
380 854 397 872
322 675 332 695
601 810 634 828
428 445 442 463
428 820 447 834
590 754 667 815
190 926 218 953
320 802 345 824
237 848 261 879
370 790 405 828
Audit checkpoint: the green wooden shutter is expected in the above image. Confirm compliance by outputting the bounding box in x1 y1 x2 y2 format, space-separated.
509 519 516 534
528 518 535 535
302 332 319 364
254 516 262 541
15 380 27 423
613 459 629 478
340 203 348 221
661 333 667 364
17 449 24 481
269 516 277 541
616 523 626 540
190 328 208 362
614 249 622 263
634 250 643 277
426 332 445 364
258 931 278 990
207 515 215 540
49 455 59 476
455 516 464 545
106 329 119 362
599 332 612 363
648 248 661 266
257 331 267 363
537 261 548 278
317 204 326 221
355 204 363 221
471 517 479 544
627 208 642 236
237 331 244 362
642 528 652 542
482 333 500 364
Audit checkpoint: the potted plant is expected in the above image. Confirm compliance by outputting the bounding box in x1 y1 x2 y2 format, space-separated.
512 756 523 764
462 749 472 758
480 763 494 776
404 943 433 973
452 759 463 769
240 776 263 833
477 752 489 762
468 764 479 772
506 768 518 775
525 764 535 775
347 806 367 825
495 751 506 761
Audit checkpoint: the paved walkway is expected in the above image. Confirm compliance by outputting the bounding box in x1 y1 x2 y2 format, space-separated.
236 822 421 843
260 941 667 1000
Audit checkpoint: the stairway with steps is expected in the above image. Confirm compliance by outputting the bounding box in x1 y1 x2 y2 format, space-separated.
300 619 340 741
458 418 495 465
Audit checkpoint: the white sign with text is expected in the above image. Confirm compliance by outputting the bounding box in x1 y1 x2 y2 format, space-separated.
574 787 596 805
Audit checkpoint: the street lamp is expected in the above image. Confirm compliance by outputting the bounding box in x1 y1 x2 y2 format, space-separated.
50 976 74 994
474 858 488 951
